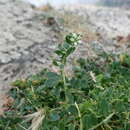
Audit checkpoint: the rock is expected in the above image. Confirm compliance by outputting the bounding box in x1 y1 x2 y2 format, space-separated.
0 0 57 90
64 5 130 39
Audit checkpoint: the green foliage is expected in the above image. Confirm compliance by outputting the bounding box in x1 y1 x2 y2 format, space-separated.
0 33 130 130
53 33 81 67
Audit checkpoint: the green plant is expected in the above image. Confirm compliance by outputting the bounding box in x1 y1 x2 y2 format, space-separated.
0 33 130 130
53 33 81 103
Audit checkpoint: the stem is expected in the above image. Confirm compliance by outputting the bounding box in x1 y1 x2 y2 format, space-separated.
75 102 83 130
60 56 69 103
61 67 68 103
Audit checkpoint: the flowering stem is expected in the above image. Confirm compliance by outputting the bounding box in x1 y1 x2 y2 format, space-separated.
54 33 82 103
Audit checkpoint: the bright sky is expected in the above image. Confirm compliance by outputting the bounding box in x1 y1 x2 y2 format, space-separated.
24 0 98 7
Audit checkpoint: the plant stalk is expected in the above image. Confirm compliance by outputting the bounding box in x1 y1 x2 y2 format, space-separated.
61 67 68 103
75 102 83 130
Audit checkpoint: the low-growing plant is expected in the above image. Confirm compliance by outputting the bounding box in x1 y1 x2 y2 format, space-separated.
0 33 130 130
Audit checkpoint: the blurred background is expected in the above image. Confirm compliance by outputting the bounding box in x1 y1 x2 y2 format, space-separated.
24 0 99 7
25 0 130 7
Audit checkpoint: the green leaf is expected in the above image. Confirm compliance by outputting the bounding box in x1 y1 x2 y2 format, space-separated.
58 121 66 130
68 124 75 130
83 113 98 129
67 105 78 116
44 72 60 88
113 100 126 112
53 60 61 66
98 99 111 115
49 112 60 121
55 50 65 56
52 126 59 130
66 47 75 57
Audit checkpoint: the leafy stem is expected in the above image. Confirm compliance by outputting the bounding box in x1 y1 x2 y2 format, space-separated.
53 33 82 103
61 68 67 101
